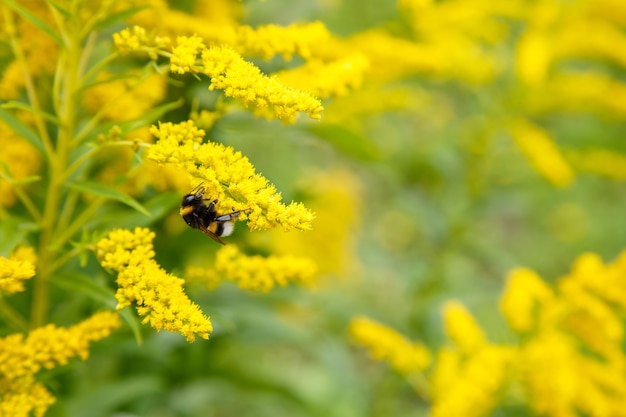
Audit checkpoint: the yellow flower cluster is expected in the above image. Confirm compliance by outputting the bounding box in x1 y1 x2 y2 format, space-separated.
112 25 171 59
353 249 626 416
276 54 369 98
0 311 120 417
171 36 323 122
235 21 331 60
0 246 36 294
212 245 317 292
96 227 212 342
430 344 514 417
567 148 626 181
82 72 167 122
0 120 42 208
441 301 486 353
508 118 575 187
148 120 315 231
348 316 431 375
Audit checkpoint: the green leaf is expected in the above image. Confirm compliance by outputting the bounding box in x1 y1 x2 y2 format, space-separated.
46 0 71 17
90 191 180 230
3 0 62 44
66 180 152 217
305 123 381 161
0 108 45 153
0 217 38 255
91 5 148 31
1 101 60 125
80 99 183 146
53 272 117 308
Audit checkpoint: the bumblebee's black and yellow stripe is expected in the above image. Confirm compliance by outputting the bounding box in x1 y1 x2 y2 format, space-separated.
180 185 243 245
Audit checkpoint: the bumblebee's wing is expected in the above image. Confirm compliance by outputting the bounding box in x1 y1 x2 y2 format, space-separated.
198 224 227 245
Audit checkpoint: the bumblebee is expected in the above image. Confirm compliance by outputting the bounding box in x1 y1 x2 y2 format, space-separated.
180 184 244 245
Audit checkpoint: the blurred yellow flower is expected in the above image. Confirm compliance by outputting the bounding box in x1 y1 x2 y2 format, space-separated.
0 311 120 417
96 227 212 342
0 247 36 294
500 267 554 333
276 54 369 98
167 36 324 122
349 316 431 375
508 118 575 187
0 121 42 208
431 345 514 417
212 245 317 292
148 120 315 232
442 301 486 352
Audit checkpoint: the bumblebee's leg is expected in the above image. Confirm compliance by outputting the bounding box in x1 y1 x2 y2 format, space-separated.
206 199 218 211
214 210 242 222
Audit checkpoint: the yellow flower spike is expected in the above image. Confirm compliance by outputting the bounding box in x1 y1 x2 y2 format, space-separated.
212 245 318 292
348 316 431 375
96 227 212 342
170 35 206 74
442 301 486 352
431 345 514 417
0 375 56 417
508 118 575 188
198 45 323 122
112 26 170 59
0 247 37 294
276 54 370 98
0 311 120 381
500 267 554 333
235 21 332 60
148 120 316 232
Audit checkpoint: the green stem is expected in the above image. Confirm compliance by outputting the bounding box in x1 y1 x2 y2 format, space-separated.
51 197 105 251
2 7 54 158
31 6 81 327
0 298 28 331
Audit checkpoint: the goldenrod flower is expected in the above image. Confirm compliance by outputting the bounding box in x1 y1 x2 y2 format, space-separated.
431 345 514 417
168 36 323 122
442 301 486 352
235 21 331 60
508 118 575 188
0 375 55 417
0 311 120 417
112 25 170 59
0 247 36 294
0 121 42 207
148 120 315 232
500 267 554 333
516 30 551 85
82 72 167 122
348 316 431 375
212 245 317 292
276 54 370 98
96 227 212 342
566 250 626 310
567 148 626 181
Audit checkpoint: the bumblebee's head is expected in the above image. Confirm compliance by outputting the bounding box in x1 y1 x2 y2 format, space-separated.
181 193 199 207
180 192 203 218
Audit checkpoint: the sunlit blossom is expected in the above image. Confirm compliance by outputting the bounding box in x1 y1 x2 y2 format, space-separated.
96 227 212 342
148 120 315 232
0 246 36 294
442 301 486 353
0 311 120 416
508 118 575 187
214 245 317 292
349 316 431 375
